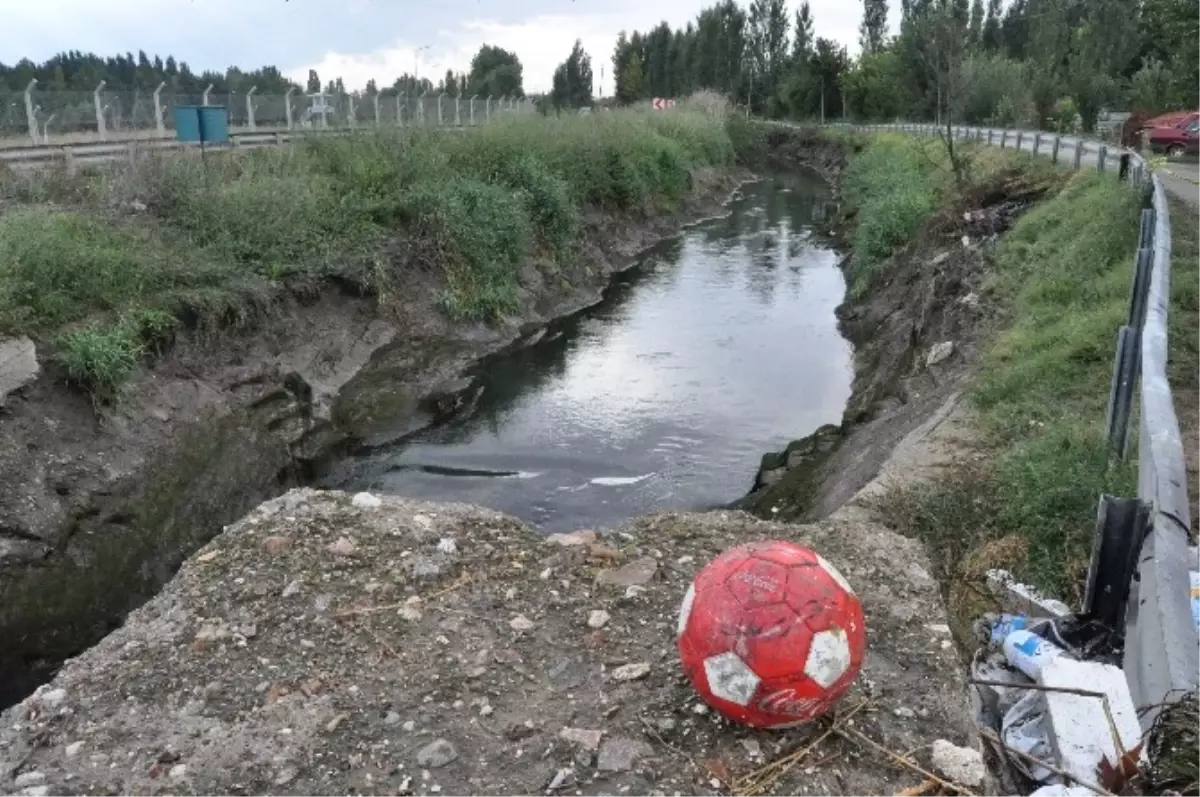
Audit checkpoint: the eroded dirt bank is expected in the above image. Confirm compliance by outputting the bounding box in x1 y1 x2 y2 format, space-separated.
0 487 979 796
0 171 739 706
738 152 1056 529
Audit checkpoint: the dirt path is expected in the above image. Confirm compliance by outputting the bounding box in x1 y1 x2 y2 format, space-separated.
0 471 981 796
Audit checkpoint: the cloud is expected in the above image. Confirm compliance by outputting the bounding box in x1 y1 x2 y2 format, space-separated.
3 0 903 96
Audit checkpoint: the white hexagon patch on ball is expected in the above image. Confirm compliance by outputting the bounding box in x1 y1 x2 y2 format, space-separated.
803 626 851 688
703 651 761 706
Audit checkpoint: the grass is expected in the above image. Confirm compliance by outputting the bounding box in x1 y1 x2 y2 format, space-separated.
840 133 1057 296
0 108 733 394
883 170 1147 598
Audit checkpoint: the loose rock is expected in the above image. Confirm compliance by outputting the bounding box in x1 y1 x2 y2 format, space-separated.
926 341 955 367
263 536 293 555
416 739 458 769
13 772 45 788
0 336 39 406
559 728 603 751
546 530 597 547
597 737 653 772
596 558 658 588
610 662 650 681
509 614 535 631
930 739 986 788
587 610 610 629
351 492 382 509
327 537 357 556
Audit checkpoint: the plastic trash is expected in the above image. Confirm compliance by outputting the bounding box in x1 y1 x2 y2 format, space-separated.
986 568 1072 618
1190 569 1199 632
1029 785 1096 796
989 613 1028 644
1001 690 1055 782
1002 629 1068 680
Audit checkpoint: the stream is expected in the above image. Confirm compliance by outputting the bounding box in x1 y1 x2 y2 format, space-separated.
324 172 854 531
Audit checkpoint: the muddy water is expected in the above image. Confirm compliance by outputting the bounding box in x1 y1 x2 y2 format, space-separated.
325 174 853 531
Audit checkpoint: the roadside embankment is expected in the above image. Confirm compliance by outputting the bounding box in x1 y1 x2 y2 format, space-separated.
0 107 742 705
740 126 1199 644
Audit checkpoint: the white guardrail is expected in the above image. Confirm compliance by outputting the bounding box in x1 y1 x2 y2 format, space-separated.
856 122 1196 726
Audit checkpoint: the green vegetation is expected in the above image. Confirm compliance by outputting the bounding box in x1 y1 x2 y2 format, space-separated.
0 108 732 394
883 171 1150 597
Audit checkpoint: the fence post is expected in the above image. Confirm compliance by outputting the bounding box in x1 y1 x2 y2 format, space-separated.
417 91 425 125
1033 132 1041 155
202 83 213 106
93 80 107 141
1016 131 1023 150
454 96 461 126
397 93 405 127
1074 141 1084 169
987 129 993 145
285 87 295 130
246 86 257 130
1051 136 1061 163
348 94 356 128
23 79 38 145
1097 145 1108 173
373 94 380 127
42 113 55 144
1000 130 1007 148
152 82 167 136
470 95 477 125
437 93 444 126
486 95 492 122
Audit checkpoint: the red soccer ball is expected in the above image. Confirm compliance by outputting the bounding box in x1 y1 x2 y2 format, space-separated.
676 540 866 728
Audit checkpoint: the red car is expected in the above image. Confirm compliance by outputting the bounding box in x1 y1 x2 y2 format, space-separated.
1148 115 1199 157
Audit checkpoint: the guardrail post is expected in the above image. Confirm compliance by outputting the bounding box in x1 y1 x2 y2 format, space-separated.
1105 324 1138 455
373 93 380 127
1084 495 1151 628
275 131 284 146
1051 136 1060 163
23 79 38 145
1074 141 1084 169
1033 132 1041 155
987 129 993 145
202 83 213 106
1128 245 1153 332
153 82 167 136
285 87 296 130
93 80 107 141
246 86 257 130
1015 131 1023 150
1097 145 1107 173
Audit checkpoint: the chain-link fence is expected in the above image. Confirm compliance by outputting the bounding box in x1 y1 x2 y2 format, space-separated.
0 85 538 147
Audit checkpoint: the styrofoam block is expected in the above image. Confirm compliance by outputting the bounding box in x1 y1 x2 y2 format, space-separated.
1037 657 1144 785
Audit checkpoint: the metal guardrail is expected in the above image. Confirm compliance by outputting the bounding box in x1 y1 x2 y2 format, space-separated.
857 122 1197 725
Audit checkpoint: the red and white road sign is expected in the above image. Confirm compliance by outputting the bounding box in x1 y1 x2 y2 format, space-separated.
652 97 665 110
667 99 677 108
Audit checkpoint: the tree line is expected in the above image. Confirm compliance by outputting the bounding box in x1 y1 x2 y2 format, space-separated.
601 0 1197 130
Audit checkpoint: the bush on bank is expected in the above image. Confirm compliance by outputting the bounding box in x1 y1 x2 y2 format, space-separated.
0 109 733 393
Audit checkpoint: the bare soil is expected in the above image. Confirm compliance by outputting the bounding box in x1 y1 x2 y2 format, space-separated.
0 170 742 707
0 488 976 797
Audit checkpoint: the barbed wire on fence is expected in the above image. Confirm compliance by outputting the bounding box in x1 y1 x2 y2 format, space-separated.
0 85 537 146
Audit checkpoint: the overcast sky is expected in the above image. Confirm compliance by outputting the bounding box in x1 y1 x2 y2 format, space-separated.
2 0 903 95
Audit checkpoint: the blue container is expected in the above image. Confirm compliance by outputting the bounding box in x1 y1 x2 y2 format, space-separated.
172 105 230 144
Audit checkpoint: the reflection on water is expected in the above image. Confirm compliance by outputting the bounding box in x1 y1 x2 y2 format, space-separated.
325 173 853 532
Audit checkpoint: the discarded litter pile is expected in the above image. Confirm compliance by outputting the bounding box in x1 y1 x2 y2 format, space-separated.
968 569 1179 797
0 489 980 796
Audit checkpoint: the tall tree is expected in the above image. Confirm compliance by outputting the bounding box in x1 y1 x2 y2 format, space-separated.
306 69 321 93
859 0 889 55
466 45 524 99
968 0 985 46
792 2 814 61
981 0 1003 51
550 40 594 109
